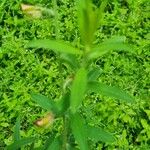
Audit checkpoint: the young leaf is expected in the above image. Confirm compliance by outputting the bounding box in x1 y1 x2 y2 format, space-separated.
70 68 87 113
41 133 56 150
27 40 82 55
71 113 89 150
77 0 97 47
31 93 58 114
87 81 134 103
86 125 115 143
96 0 108 27
88 36 133 59
13 116 21 142
7 137 36 150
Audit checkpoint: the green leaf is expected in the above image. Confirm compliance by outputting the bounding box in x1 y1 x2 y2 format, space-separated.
56 93 70 114
77 0 97 47
47 137 61 150
60 53 79 71
88 36 133 59
71 113 89 150
27 39 82 55
41 133 56 150
97 0 108 27
7 137 36 150
87 66 102 81
86 125 115 143
87 81 134 103
31 93 58 114
70 68 87 113
13 116 21 142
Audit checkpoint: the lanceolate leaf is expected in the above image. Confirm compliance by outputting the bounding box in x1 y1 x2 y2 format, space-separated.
77 0 97 47
86 125 115 143
87 66 102 81
31 93 58 113
88 36 133 59
27 39 82 55
71 113 89 150
7 137 36 150
56 93 70 114
97 0 108 27
87 81 134 103
13 116 21 142
70 68 87 113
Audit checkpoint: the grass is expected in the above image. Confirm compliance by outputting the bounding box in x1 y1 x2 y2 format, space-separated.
0 0 149 149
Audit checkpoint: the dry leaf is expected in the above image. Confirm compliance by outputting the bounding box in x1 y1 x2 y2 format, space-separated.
34 112 54 128
21 4 54 18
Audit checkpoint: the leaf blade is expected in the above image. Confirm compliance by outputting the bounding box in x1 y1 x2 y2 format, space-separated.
71 113 89 150
70 68 87 113
87 81 134 103
31 93 58 113
27 39 82 55
88 36 133 59
13 116 21 142
86 125 115 143
7 137 36 150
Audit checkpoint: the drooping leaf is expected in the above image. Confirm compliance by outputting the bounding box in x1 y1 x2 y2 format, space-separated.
71 113 89 150
70 68 87 113
87 81 134 103
7 137 36 150
88 36 133 59
13 116 21 142
27 40 82 55
86 125 115 143
87 66 102 81
31 93 58 114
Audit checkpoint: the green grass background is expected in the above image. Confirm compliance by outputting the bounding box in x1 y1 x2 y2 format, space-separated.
0 0 150 149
